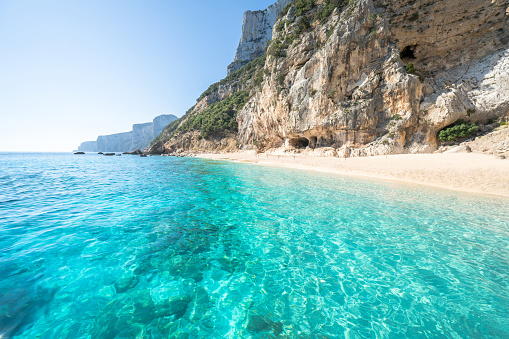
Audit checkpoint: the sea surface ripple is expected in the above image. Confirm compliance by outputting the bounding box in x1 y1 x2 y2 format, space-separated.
0 153 508 338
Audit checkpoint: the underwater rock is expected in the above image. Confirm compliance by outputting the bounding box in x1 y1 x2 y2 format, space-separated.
179 257 206 282
193 286 210 305
219 256 241 273
91 290 155 339
167 295 191 315
169 332 190 339
157 295 191 319
188 286 211 322
114 275 139 293
0 286 57 338
246 310 283 334
157 318 189 339
192 244 209 255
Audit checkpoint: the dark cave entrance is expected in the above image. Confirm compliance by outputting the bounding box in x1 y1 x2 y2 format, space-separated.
289 137 310 149
400 45 417 60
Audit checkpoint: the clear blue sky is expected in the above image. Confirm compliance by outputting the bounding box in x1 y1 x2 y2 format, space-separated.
0 0 277 152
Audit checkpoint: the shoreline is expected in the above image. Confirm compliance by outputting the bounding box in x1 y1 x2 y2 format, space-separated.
196 152 509 198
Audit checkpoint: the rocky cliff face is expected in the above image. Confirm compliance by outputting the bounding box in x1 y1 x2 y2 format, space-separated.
78 114 177 152
238 0 509 156
227 0 292 74
149 0 509 157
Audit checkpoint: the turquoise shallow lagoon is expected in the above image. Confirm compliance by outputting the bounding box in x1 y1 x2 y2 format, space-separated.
1 153 508 338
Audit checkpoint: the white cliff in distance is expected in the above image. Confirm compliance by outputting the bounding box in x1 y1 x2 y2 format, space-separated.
78 114 177 152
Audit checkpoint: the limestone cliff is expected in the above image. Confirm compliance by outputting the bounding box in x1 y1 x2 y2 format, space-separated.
238 0 509 157
228 0 292 74
149 0 509 158
78 114 177 152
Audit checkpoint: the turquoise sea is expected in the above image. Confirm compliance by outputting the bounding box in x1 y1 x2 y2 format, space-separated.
0 153 508 338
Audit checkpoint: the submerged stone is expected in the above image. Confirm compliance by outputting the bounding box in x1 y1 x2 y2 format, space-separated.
179 258 206 282
219 256 241 273
187 286 211 322
114 275 139 293
91 290 155 338
246 311 283 335
247 313 271 332
192 244 209 254
158 317 188 338
157 295 191 319
168 296 191 314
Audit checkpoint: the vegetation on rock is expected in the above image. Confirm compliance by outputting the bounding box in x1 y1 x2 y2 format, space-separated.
315 0 350 23
197 55 266 101
151 55 267 144
280 0 352 23
438 120 478 141
294 0 316 17
268 0 355 59
175 91 249 139
405 62 416 74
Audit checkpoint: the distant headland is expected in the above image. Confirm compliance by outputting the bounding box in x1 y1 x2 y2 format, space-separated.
78 114 177 153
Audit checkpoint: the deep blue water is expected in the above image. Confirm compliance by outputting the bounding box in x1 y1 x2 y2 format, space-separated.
0 152 508 338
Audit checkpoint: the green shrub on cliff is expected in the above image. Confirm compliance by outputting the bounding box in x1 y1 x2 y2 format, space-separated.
281 0 350 24
269 14 312 59
197 55 266 101
315 0 349 23
268 39 288 58
438 120 478 142
279 2 293 19
296 16 311 34
151 117 183 144
276 20 286 33
178 91 250 138
406 62 416 74
155 56 265 144
294 0 316 17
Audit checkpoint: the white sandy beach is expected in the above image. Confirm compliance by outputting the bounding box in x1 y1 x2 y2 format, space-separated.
197 152 509 198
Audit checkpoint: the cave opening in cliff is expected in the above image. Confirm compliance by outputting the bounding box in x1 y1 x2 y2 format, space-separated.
400 45 417 60
289 137 310 149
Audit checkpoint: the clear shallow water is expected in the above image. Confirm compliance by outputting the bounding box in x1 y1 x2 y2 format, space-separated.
0 153 508 339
